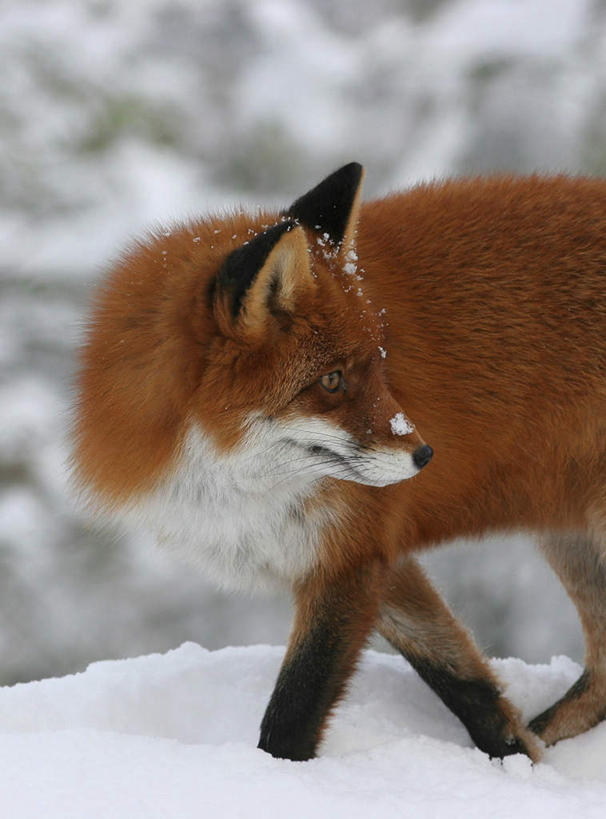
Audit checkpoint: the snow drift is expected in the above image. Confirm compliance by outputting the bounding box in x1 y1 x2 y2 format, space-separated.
1 643 605 817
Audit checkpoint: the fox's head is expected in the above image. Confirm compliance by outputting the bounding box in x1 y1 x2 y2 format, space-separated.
74 163 432 511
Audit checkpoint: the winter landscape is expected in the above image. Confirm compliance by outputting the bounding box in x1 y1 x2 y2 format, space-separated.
2 644 606 817
3 0 606 813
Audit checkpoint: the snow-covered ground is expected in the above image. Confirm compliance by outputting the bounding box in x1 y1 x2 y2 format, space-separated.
1 643 605 818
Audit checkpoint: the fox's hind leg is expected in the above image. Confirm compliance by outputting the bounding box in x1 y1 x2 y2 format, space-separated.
378 557 542 760
529 530 606 744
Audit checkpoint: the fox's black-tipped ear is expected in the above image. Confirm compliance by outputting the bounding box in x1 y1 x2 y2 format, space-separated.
285 162 364 253
214 221 314 338
216 221 295 320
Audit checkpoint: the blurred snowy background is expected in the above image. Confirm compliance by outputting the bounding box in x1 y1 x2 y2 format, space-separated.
2 0 604 683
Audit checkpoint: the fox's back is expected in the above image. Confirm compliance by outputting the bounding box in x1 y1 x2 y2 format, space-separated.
359 177 606 543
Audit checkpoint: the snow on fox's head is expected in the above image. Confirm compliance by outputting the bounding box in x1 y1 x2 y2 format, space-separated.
73 163 430 510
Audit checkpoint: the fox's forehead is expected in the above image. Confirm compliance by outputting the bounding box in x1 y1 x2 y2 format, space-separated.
220 302 372 388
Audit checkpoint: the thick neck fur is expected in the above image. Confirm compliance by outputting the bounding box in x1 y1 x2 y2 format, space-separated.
122 423 333 592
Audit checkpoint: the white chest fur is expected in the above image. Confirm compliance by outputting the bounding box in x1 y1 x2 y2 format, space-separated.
125 424 328 592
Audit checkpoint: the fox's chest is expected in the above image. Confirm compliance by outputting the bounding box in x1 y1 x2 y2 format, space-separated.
152 489 322 591
128 429 327 592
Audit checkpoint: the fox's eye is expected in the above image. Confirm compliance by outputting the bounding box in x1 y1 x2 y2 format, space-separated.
319 370 344 393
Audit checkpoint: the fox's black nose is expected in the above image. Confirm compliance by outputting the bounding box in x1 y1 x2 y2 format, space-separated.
412 444 433 469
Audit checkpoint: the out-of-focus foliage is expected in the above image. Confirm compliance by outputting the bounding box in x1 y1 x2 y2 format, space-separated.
2 0 599 682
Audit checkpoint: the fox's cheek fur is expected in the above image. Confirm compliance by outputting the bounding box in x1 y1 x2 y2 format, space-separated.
120 418 333 592
120 408 421 592
272 413 421 487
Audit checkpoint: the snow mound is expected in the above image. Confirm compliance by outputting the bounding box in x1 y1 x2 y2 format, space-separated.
0 644 605 817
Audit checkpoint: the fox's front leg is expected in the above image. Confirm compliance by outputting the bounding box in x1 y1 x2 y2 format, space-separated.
378 557 542 761
258 561 384 761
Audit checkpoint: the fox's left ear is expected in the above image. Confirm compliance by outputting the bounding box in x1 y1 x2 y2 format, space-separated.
285 162 365 256
214 221 315 339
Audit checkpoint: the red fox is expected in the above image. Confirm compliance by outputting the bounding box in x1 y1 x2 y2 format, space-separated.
73 164 606 762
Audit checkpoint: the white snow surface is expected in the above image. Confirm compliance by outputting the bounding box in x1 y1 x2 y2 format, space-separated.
2 642 606 818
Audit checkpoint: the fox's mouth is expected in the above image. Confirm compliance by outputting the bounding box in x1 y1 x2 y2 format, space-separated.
273 422 422 488
279 437 368 483
298 441 418 487
306 443 368 483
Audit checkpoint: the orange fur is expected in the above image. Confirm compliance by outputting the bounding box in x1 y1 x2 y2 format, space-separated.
73 167 606 760
361 177 606 545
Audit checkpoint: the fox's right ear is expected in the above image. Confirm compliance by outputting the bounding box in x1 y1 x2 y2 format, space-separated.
285 162 364 257
213 221 315 339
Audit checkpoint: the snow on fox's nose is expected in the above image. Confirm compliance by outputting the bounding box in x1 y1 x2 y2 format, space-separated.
389 411 415 436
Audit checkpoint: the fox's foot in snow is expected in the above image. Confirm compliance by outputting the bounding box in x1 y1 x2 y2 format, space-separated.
528 669 606 746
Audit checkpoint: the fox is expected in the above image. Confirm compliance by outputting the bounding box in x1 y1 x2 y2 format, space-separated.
73 163 606 763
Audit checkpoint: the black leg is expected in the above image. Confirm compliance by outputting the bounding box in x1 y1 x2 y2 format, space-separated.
377 558 541 760
258 562 383 761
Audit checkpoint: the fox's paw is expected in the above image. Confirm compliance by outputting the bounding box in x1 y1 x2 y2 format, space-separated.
479 725 543 762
